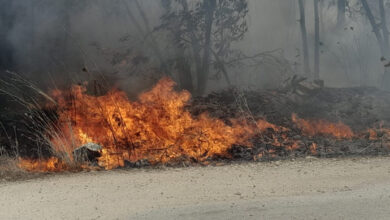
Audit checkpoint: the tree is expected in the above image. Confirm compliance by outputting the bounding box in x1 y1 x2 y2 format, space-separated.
360 0 390 89
198 0 217 95
379 0 390 88
360 0 386 56
379 0 389 56
314 0 320 79
159 0 249 95
298 0 311 77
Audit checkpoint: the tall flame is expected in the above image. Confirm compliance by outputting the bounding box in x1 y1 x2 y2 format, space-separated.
49 78 259 169
17 78 390 172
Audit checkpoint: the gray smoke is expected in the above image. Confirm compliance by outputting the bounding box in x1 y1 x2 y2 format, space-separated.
1 0 388 93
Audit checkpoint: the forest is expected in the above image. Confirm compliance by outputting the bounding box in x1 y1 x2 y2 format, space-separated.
0 1 390 91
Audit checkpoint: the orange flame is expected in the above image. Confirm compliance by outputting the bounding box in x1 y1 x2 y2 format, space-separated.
367 129 378 140
309 143 318 155
292 113 354 139
365 126 390 143
18 157 67 172
17 78 390 172
46 78 262 170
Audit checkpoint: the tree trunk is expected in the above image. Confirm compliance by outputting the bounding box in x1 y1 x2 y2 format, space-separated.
314 0 320 79
180 0 203 92
379 0 390 56
172 2 194 92
379 0 390 90
337 0 346 28
298 0 311 76
210 49 231 86
176 53 194 92
360 0 386 56
197 0 216 95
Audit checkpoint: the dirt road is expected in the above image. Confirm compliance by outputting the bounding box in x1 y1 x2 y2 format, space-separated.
1 157 390 219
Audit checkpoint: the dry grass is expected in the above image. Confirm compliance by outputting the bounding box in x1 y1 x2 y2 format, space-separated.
0 156 26 182
0 156 49 182
0 72 74 169
0 146 45 182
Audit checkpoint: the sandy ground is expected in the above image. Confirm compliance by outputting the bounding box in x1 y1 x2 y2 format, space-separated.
1 157 390 220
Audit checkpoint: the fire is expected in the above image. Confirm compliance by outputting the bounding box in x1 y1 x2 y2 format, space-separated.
368 129 378 140
18 157 67 172
310 143 318 155
16 78 390 172
365 126 390 143
46 78 260 170
291 113 354 139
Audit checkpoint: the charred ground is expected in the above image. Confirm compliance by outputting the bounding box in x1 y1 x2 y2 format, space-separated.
191 86 390 161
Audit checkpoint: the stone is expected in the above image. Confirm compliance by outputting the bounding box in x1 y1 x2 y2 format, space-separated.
73 143 102 164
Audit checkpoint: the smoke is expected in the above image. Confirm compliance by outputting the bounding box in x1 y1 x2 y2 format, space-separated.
238 0 384 88
0 0 387 93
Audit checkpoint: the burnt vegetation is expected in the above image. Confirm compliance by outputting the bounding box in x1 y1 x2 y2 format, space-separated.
1 0 390 173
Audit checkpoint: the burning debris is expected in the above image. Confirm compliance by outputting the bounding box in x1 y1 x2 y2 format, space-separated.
191 86 390 161
42 78 261 170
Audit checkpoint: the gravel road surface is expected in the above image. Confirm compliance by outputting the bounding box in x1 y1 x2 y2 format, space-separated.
1 157 390 219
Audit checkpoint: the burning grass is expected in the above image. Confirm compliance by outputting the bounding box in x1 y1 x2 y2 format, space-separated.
24 78 266 170
0 156 42 182
18 157 68 172
3 77 390 173
292 113 354 139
